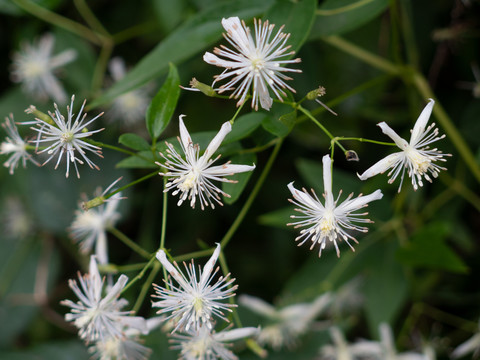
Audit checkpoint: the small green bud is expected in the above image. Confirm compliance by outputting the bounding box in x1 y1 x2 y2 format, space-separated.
25 105 55 125
82 196 105 211
306 86 326 100
189 78 216 97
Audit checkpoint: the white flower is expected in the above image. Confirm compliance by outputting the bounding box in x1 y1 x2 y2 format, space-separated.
1 114 39 174
88 317 162 360
61 256 147 343
70 178 123 264
239 293 331 350
288 154 383 257
107 57 150 126
11 33 77 103
156 115 255 210
358 99 450 192
320 327 383 360
378 323 431 360
172 326 259 360
203 17 301 111
28 95 104 178
152 243 237 333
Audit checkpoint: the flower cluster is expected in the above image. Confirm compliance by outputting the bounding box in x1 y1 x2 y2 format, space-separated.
152 244 258 359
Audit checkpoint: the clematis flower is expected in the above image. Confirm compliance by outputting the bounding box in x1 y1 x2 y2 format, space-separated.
152 243 237 333
156 115 255 210
27 95 104 178
203 17 301 111
239 293 331 350
70 178 123 264
172 326 259 360
357 99 450 192
61 256 147 343
11 33 77 103
288 154 383 257
0 114 39 174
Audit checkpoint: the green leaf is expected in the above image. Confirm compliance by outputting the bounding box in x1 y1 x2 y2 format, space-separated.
118 133 150 151
116 152 157 169
363 240 408 337
261 115 291 138
90 0 274 107
223 113 266 144
222 153 257 205
396 222 468 274
312 0 389 37
146 63 180 140
258 206 292 229
264 0 317 53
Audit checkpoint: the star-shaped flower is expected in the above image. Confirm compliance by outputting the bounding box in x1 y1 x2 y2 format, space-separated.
288 154 383 257
156 115 255 210
11 33 77 103
357 99 450 192
70 178 123 264
152 243 237 333
1 114 39 174
239 293 331 350
172 326 259 360
28 95 104 178
61 256 147 343
203 17 301 111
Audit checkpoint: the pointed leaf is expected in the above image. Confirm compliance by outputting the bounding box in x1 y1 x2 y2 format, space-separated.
118 133 150 151
146 63 180 140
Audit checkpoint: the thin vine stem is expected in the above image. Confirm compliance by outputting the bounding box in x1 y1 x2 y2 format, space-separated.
332 136 397 147
108 227 152 259
220 138 283 249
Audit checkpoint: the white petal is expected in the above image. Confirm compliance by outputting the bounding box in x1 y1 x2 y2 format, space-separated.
221 17 251 54
357 152 403 180
119 315 148 335
214 326 259 342
102 274 128 304
238 294 277 318
451 333 480 358
178 115 192 151
202 121 231 162
203 52 238 68
206 163 255 176
322 155 334 208
410 98 434 146
88 255 102 299
199 243 221 286
378 122 408 149
258 79 273 111
287 182 325 211
336 189 383 214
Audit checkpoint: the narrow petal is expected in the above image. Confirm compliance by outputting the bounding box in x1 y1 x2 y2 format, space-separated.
410 98 434 145
199 243 221 286
202 121 232 161
178 115 192 151
336 189 383 214
287 182 324 211
203 52 238 68
238 294 278 318
102 274 129 303
322 155 334 208
206 163 255 176
357 152 403 180
214 327 259 342
377 122 408 149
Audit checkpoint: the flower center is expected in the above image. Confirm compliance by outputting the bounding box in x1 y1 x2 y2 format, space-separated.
318 211 336 238
61 131 74 144
405 146 431 174
179 169 200 192
23 60 47 78
250 53 265 72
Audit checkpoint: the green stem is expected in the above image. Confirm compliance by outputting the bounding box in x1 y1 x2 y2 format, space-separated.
321 35 401 75
239 138 280 154
91 41 114 93
298 105 347 153
230 101 246 124
113 22 157 44
104 170 159 201
316 0 375 15
159 177 168 250
73 0 110 36
108 227 151 259
220 139 283 248
102 262 149 273
333 136 397 147
87 139 153 162
174 248 213 262
122 255 157 293
133 261 160 313
412 73 480 184
12 0 102 45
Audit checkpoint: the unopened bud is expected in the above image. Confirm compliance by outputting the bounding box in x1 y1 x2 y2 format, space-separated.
25 105 54 125
306 86 326 100
345 150 359 162
82 196 105 211
189 78 216 97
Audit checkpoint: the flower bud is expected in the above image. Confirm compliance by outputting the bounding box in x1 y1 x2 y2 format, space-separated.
25 105 54 125
345 150 359 162
189 78 216 97
306 86 326 100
